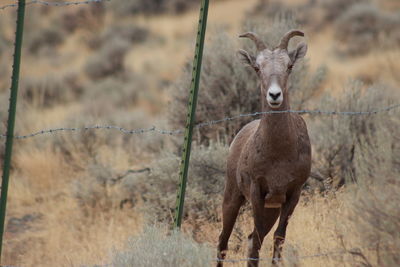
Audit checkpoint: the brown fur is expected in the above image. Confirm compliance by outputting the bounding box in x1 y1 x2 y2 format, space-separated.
217 30 312 267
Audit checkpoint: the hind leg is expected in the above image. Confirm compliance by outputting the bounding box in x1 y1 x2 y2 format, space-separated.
272 189 301 265
216 182 245 267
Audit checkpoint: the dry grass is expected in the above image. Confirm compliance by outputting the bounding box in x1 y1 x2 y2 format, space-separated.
0 0 399 266
4 143 143 266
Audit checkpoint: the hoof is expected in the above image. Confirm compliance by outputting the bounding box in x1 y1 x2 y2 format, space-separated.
217 250 227 267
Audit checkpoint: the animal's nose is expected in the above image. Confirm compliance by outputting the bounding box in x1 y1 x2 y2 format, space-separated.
269 92 281 101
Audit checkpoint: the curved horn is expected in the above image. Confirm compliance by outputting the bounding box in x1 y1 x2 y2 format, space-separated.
278 29 304 50
239 32 267 51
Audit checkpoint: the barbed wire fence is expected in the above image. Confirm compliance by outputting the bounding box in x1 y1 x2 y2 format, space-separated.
0 0 398 266
0 243 382 266
0 0 118 263
1 103 400 139
0 0 110 10
213 244 377 264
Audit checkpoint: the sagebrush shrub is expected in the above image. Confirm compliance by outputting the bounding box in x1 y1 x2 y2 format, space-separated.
22 9 66 56
85 38 130 80
249 0 317 28
342 114 400 265
335 3 400 55
83 77 140 108
72 162 125 217
120 142 227 224
349 174 400 266
110 0 201 16
26 27 64 54
309 82 400 190
0 92 8 124
112 225 212 267
60 3 105 33
19 73 82 107
321 0 369 23
49 109 152 172
68 142 226 225
87 24 150 50
0 138 4 170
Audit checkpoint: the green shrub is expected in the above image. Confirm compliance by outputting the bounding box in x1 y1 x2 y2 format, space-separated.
112 225 212 267
168 18 326 144
335 3 400 55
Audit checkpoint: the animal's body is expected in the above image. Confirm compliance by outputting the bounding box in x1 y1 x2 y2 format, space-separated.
217 30 312 267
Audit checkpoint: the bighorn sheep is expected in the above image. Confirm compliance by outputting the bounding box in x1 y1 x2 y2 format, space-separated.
216 30 312 266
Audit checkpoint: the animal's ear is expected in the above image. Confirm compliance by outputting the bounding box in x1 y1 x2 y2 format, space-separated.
238 49 256 68
289 42 307 64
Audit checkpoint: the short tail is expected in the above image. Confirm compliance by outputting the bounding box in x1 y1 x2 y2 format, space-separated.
264 192 286 208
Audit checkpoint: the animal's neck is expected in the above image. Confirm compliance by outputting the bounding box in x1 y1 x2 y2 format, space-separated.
256 89 296 154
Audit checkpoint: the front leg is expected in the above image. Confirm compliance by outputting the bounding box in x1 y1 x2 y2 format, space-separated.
272 188 301 265
216 174 245 267
247 182 280 267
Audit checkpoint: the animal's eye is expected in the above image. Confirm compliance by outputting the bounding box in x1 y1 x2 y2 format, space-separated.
254 64 260 73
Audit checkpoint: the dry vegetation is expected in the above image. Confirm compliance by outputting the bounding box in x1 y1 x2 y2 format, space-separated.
0 0 399 266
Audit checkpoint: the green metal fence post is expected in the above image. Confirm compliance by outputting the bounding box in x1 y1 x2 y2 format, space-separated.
0 0 26 261
173 0 210 229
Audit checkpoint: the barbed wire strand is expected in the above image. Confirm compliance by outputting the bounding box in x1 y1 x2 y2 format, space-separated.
3 125 182 139
214 244 381 263
1 104 399 140
0 0 110 10
0 246 380 266
215 250 348 263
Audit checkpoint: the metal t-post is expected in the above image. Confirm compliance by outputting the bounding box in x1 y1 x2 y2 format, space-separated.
174 0 209 229
0 0 26 261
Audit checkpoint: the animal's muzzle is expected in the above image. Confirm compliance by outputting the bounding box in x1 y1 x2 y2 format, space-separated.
266 82 283 108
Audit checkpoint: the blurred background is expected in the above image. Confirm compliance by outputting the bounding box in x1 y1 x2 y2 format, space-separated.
0 0 399 266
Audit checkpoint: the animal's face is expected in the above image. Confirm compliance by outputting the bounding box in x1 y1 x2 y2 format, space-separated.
255 49 292 108
239 30 307 109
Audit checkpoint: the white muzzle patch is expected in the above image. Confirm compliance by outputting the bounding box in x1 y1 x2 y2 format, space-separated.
267 82 283 108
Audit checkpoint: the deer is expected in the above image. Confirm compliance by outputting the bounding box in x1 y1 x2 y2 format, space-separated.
216 29 312 267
